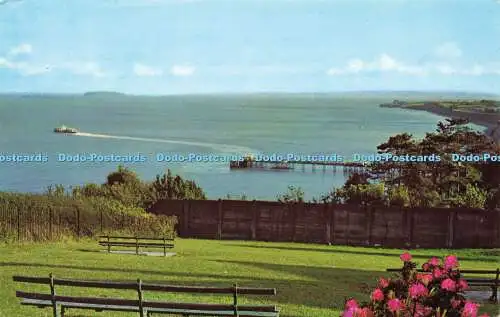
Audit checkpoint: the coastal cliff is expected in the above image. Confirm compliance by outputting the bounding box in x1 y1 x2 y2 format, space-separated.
380 100 500 141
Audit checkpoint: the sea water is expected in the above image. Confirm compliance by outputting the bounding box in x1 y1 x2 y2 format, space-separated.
0 93 486 200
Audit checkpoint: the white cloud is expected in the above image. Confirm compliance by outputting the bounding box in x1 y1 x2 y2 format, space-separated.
327 53 500 77
435 64 457 75
431 63 500 76
434 42 462 59
327 54 427 76
133 63 162 76
170 64 195 76
61 62 106 77
0 0 23 6
346 59 365 73
1 44 107 77
0 57 50 75
8 43 32 56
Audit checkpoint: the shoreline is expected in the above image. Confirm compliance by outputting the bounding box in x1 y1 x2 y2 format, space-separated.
384 103 500 142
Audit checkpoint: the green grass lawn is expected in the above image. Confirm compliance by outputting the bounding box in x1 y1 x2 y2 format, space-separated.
0 239 498 316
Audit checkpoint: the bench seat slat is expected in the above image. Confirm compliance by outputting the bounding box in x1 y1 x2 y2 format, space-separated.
99 242 174 247
99 236 174 241
386 268 499 275
147 308 278 316
466 278 495 282
20 299 278 316
21 299 140 312
14 276 276 295
16 292 277 312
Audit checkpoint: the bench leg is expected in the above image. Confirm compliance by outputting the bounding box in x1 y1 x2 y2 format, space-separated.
489 286 498 303
60 306 65 317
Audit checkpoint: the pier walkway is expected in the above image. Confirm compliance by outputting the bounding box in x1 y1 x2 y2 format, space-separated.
229 159 369 175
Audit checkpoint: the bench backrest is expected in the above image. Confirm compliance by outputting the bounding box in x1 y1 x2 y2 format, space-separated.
14 274 278 317
99 235 174 242
98 235 174 254
386 268 500 282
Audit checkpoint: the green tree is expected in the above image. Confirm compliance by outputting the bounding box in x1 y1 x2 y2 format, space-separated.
364 118 499 208
456 184 487 209
277 185 304 203
387 185 410 207
149 169 206 201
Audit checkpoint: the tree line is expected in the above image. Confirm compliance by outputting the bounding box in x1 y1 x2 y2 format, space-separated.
5 118 499 210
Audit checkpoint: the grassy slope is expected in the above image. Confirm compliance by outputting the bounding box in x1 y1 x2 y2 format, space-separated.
0 239 498 316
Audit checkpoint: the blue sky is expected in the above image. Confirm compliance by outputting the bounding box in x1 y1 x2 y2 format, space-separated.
0 0 499 94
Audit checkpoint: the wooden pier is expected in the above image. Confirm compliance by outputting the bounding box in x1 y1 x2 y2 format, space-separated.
229 159 368 176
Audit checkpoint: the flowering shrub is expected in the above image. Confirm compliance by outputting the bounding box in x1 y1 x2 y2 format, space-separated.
341 252 491 317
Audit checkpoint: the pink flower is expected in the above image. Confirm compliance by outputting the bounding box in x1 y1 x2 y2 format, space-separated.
387 298 404 312
342 307 373 317
441 278 456 291
414 303 433 317
400 251 412 262
433 268 443 278
355 308 373 317
378 277 389 288
342 308 355 317
444 255 459 269
428 257 440 266
422 263 430 271
457 279 468 290
345 299 358 310
370 288 384 301
461 301 479 317
451 298 462 308
409 283 428 298
417 273 433 285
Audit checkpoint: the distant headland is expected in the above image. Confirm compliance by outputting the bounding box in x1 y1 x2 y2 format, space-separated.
83 91 127 97
380 99 500 141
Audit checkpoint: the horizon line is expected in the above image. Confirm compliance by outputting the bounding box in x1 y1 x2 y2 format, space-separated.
0 89 499 97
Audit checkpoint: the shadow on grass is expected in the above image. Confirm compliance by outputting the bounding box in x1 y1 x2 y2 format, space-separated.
220 243 500 263
1 260 381 312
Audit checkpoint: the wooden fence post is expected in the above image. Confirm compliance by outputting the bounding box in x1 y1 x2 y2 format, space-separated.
367 205 373 246
100 210 103 233
49 208 53 241
217 199 223 240
137 279 145 317
345 207 351 245
183 200 190 236
408 208 414 248
135 236 139 255
76 208 80 240
17 210 21 241
447 210 456 248
163 237 167 256
233 283 239 317
49 273 59 317
496 210 500 248
324 203 331 245
250 200 257 240
331 204 336 244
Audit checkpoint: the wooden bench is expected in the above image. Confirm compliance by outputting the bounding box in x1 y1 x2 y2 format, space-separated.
13 274 280 317
98 235 174 256
386 268 499 303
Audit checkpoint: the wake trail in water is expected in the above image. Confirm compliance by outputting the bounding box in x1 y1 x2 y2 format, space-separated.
73 132 258 154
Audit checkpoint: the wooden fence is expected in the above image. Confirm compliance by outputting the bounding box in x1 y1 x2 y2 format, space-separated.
0 206 176 242
150 199 500 249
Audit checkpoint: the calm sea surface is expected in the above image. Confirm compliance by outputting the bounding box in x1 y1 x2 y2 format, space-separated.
0 93 486 200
